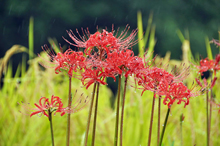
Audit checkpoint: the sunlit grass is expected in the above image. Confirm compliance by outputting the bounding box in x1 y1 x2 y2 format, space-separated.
1 45 220 146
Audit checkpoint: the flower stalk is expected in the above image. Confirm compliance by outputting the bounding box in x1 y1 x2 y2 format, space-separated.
84 83 97 146
148 92 156 146
120 77 128 146
157 96 161 146
66 77 72 146
208 72 213 146
91 82 100 146
180 113 184 146
114 75 122 146
206 89 210 146
48 110 55 146
159 108 170 146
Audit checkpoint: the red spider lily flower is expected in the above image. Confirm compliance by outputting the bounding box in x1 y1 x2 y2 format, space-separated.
105 49 137 76
39 46 85 77
19 94 90 118
197 54 220 76
163 82 191 108
136 67 175 95
134 65 200 108
64 25 138 55
81 68 107 89
159 79 203 108
22 95 66 118
64 49 86 76
135 63 190 94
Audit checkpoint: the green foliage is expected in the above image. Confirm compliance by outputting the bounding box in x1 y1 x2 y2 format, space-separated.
29 17 34 60
205 37 213 60
1 44 220 145
137 11 155 60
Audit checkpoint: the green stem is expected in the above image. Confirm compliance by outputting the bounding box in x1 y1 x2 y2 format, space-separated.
159 108 170 146
91 82 100 146
157 96 161 146
84 83 97 146
148 92 156 146
66 77 72 146
114 75 122 146
49 110 55 146
209 72 213 146
120 77 128 146
206 90 210 146
180 114 183 146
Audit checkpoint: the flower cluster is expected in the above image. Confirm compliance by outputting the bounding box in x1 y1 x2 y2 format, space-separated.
64 25 138 55
196 54 220 76
135 66 198 108
42 26 140 89
40 26 200 108
40 47 85 78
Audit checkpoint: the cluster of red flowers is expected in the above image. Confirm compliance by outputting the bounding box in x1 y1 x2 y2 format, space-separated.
40 26 200 108
43 26 141 89
135 66 197 108
195 52 220 113
196 54 220 76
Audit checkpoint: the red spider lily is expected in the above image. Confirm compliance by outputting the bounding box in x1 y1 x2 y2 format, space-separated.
136 67 175 95
162 82 191 108
125 56 145 77
64 25 138 55
39 46 85 77
159 79 204 108
81 68 108 89
105 49 137 76
134 66 200 107
19 94 90 118
135 63 190 93
24 95 66 118
197 54 220 76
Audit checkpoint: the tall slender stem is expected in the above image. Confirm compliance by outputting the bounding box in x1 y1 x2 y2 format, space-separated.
66 77 72 146
120 77 128 146
148 92 156 146
206 90 210 146
159 108 170 146
180 114 183 146
114 75 122 146
49 110 55 146
209 72 213 146
91 82 100 146
84 83 97 146
157 96 161 146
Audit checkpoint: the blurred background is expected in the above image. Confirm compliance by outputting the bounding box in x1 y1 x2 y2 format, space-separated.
1 0 220 62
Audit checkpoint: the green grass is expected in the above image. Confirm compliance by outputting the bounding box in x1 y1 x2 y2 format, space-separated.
1 47 220 146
